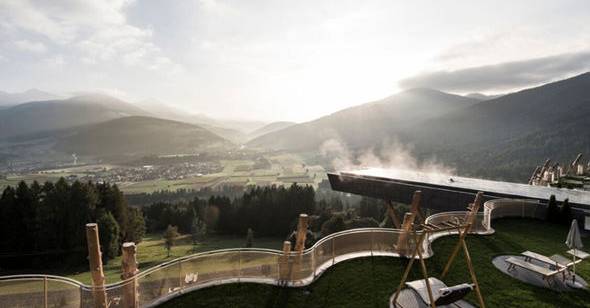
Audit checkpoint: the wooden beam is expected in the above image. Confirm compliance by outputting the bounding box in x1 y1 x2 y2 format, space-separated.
85 223 108 308
386 201 401 229
415 232 435 308
440 226 466 279
464 192 483 233
409 191 424 222
395 212 415 256
462 238 485 308
121 242 139 308
392 232 426 306
295 214 309 253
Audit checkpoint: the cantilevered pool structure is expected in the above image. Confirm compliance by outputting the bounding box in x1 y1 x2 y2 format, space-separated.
328 168 590 229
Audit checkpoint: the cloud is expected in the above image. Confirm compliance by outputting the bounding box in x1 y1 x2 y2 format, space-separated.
43 55 65 67
13 40 47 53
0 0 178 72
399 50 590 93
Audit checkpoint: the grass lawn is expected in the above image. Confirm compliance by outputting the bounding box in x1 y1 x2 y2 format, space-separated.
64 234 284 285
161 218 590 308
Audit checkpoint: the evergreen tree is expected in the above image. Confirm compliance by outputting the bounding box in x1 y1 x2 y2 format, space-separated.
0 186 17 252
126 207 146 243
96 209 121 264
560 198 572 225
321 215 346 236
163 225 179 257
0 179 146 269
245 228 254 248
546 195 560 223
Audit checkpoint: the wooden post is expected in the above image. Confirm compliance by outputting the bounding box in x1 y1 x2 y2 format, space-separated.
394 191 422 256
395 212 415 256
280 241 292 281
409 191 424 222
294 214 309 253
392 231 425 306
85 223 107 308
415 232 435 308
121 242 139 308
461 238 485 308
386 201 401 228
293 214 308 282
464 192 483 233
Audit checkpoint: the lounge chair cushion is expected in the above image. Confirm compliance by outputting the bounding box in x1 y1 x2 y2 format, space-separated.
435 283 474 306
406 277 473 305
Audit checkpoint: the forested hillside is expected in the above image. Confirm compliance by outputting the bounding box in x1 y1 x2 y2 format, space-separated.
0 180 144 269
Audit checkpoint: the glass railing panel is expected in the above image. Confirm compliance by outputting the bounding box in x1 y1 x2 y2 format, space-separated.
238 251 280 281
137 261 181 306
0 278 45 308
47 279 82 308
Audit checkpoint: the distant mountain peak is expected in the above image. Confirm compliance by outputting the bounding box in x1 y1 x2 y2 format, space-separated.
0 88 59 106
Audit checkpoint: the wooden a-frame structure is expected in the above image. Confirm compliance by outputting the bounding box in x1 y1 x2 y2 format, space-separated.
384 190 425 229
392 192 486 308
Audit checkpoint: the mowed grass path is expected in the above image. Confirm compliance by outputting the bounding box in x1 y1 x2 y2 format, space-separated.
161 219 590 308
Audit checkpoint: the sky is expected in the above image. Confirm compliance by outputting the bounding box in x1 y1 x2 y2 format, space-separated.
1 0 589 122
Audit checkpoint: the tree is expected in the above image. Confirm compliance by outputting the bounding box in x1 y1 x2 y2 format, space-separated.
560 198 572 225
163 225 179 257
96 209 120 264
0 179 146 269
245 228 254 248
321 215 346 236
126 207 146 243
190 213 207 252
546 195 560 223
359 197 382 221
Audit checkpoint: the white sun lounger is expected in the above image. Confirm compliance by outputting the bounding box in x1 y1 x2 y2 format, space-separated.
505 257 567 286
522 251 565 270
550 254 582 272
566 249 590 260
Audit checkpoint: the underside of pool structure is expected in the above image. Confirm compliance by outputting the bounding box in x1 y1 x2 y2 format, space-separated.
1 168 590 307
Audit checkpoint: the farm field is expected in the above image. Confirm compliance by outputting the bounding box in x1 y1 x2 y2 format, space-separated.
0 153 327 193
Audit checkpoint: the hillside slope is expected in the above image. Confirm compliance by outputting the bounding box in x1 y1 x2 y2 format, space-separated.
56 116 232 157
0 94 148 139
247 121 296 141
418 72 590 179
0 89 59 107
248 89 480 151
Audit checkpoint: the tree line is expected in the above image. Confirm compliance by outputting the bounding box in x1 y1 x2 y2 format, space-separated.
0 179 392 270
0 179 145 269
144 185 388 246
144 184 316 238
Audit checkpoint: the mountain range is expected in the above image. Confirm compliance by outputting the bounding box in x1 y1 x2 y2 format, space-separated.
248 72 590 181
0 94 149 139
1 72 589 181
0 89 60 108
247 88 480 151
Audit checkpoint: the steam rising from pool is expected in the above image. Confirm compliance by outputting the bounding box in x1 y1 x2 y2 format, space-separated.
319 138 456 178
